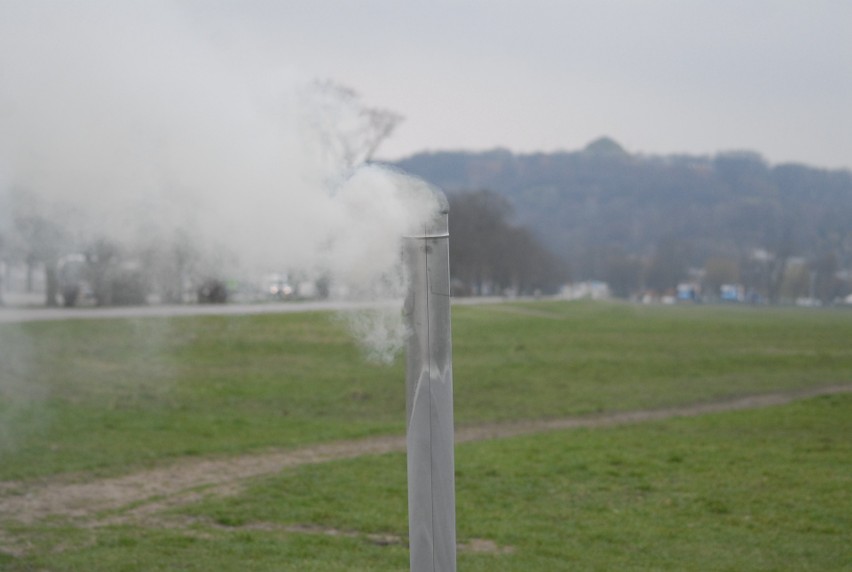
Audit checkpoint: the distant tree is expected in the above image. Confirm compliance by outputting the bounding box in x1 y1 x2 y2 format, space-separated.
765 219 796 304
810 251 840 303
582 136 630 159
138 230 198 304
394 144 852 299
713 151 770 190
644 236 690 293
703 256 740 296
447 189 565 295
603 247 643 298
499 225 566 294
447 189 512 294
8 188 69 306
780 262 810 301
85 238 121 306
77 238 149 307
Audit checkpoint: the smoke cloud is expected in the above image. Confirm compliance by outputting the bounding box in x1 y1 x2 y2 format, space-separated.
0 2 442 359
0 325 45 454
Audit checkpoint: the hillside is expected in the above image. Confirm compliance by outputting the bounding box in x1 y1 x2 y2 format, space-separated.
393 139 852 300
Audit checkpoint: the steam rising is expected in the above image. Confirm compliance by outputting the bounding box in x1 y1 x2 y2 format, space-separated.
0 326 44 453
0 2 442 359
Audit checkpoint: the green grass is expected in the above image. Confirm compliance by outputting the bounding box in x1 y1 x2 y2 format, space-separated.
2 301 852 480
453 301 852 420
2 301 852 570
0 311 405 479
6 393 850 571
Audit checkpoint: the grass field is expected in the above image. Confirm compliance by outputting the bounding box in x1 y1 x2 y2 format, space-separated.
1 300 851 569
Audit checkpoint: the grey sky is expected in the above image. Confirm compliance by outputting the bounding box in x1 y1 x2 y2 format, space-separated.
3 0 850 170
175 0 852 169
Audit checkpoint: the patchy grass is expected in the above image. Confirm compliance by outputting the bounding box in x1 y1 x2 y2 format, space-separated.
453 301 852 421
5 394 850 570
2 301 852 480
0 311 405 480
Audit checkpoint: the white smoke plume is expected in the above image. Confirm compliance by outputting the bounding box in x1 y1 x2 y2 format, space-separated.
0 325 46 454
0 2 442 360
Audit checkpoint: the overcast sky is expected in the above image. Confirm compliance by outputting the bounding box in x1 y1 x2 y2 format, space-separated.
173 0 851 170
4 0 851 170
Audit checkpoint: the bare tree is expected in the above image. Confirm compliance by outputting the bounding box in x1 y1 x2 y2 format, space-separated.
810 251 840 303
703 256 740 297
644 236 690 293
9 188 69 306
447 189 566 295
766 220 795 304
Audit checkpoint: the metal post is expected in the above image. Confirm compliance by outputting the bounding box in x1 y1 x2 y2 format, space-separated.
403 195 456 572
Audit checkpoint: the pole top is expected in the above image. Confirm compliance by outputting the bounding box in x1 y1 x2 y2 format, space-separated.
404 187 448 239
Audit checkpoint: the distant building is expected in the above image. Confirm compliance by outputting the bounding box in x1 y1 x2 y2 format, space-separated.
677 282 701 302
720 284 745 302
560 281 610 300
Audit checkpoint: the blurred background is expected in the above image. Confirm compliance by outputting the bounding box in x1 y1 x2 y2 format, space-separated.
1 0 850 309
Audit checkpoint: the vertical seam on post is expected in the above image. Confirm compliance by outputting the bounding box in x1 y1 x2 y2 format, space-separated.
425 237 437 571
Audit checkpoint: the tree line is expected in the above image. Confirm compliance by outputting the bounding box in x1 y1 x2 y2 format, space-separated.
396 139 852 303
446 189 566 296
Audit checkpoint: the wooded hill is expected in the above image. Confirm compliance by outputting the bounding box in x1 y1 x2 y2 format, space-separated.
393 138 852 301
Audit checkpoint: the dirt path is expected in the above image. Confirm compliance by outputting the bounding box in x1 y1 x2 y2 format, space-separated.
1 384 849 531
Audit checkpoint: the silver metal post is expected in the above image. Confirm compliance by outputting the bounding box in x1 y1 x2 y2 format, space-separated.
403 195 456 572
